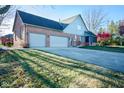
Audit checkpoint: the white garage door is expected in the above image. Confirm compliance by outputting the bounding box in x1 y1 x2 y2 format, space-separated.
29 33 45 48
50 36 68 47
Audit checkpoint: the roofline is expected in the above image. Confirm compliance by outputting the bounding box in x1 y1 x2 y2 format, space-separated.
12 10 25 32
17 10 67 31
62 15 79 30
17 10 25 24
78 14 89 31
17 10 63 25
79 14 96 36
62 14 80 20
12 11 17 32
14 10 89 34
63 14 89 31
25 23 63 32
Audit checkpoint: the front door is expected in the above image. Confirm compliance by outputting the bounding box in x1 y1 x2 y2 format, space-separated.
85 36 89 45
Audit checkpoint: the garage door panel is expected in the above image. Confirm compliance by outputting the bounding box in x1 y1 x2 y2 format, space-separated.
29 33 45 48
50 36 68 47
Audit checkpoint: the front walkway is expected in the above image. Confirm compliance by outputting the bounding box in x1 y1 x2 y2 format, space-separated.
39 48 124 72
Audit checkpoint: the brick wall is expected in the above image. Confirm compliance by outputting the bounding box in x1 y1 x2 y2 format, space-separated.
13 12 26 48
25 24 82 47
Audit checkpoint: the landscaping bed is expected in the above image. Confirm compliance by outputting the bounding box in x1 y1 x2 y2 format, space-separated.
0 49 124 88
79 46 124 53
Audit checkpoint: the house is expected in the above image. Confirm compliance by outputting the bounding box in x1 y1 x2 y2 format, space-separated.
119 20 124 36
13 10 96 48
1 34 13 46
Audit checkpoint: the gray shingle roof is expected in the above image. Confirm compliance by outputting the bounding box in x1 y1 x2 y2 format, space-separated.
17 10 68 31
84 31 96 37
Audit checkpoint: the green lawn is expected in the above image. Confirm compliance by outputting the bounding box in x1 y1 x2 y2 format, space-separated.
80 46 124 53
0 49 124 88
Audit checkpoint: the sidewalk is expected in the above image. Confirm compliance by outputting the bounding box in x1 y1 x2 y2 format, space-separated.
0 46 24 50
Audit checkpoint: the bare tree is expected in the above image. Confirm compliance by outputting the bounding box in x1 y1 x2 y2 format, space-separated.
0 5 17 25
82 8 107 34
0 5 18 37
0 5 11 25
0 5 55 24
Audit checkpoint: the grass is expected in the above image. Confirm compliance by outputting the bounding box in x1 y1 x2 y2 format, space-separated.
0 43 3 48
80 46 124 53
0 49 124 88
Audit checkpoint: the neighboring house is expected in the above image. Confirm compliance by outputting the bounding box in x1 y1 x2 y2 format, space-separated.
0 38 1 44
119 20 124 35
13 10 96 48
1 34 13 46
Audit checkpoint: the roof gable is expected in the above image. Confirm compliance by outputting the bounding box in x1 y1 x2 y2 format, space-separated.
62 14 88 31
62 14 95 36
63 15 88 35
61 14 79 24
17 10 68 31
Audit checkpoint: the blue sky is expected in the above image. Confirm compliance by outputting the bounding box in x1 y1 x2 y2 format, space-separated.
19 5 124 22
1 5 124 35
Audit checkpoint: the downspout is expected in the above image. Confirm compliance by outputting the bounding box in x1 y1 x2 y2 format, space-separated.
24 24 28 48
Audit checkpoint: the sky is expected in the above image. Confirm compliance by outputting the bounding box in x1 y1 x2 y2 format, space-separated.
1 5 124 36
19 5 124 21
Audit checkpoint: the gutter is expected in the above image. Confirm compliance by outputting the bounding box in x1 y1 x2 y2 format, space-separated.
24 23 64 32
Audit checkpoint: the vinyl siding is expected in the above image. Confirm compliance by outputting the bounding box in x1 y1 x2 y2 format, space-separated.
63 16 87 36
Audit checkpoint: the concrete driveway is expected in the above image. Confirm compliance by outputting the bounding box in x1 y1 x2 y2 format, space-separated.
39 48 124 72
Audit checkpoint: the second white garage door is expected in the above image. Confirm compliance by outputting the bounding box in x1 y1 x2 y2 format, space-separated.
29 33 45 48
50 36 68 47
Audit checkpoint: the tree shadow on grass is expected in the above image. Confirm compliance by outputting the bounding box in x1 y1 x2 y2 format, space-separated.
14 50 71 87
0 51 11 63
0 51 20 76
21 50 124 87
10 50 62 88
0 67 9 75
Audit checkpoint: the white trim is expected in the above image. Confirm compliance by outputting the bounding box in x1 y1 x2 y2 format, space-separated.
12 11 25 32
17 11 25 25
